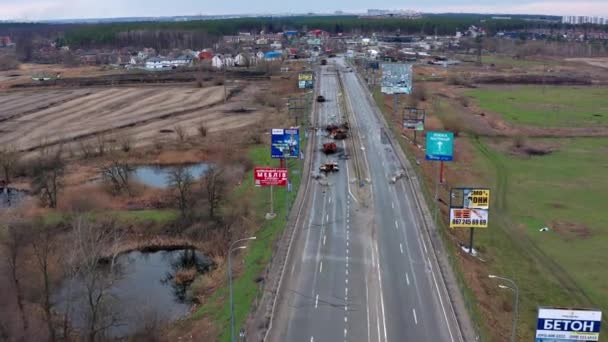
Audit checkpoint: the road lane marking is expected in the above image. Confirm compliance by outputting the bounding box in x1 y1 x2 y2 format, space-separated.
413 308 418 325
375 244 388 341
344 328 348 337
406 272 410 286
311 337 314 342
345 287 348 296
319 261 323 273
392 201 394 209
315 294 319 308
394 220 398 230
346 269 349 276
323 235 326 246
365 278 371 342
327 214 329 222
345 316 348 323
329 197 332 204
400 243 404 254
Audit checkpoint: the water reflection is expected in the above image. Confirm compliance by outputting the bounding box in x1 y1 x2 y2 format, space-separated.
133 163 209 188
55 248 212 338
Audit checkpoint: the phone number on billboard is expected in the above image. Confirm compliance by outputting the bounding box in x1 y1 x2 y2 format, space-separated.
451 219 487 226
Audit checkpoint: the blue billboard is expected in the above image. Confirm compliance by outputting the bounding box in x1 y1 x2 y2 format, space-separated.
536 308 602 342
426 131 454 161
271 128 300 159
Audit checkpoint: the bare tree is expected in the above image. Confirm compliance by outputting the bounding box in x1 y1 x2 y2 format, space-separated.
174 125 187 144
167 167 194 220
69 216 123 342
100 158 134 195
31 224 57 342
31 148 64 208
0 220 30 337
201 166 226 220
0 146 20 184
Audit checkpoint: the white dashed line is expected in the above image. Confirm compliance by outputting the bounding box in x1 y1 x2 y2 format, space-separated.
400 243 404 254
319 261 323 273
392 202 395 209
344 328 348 337
406 272 410 286
394 220 398 229
315 294 319 308
329 197 332 204
323 235 326 246
311 337 314 342
344 316 348 323
346 269 349 276
413 308 418 325
326 214 329 222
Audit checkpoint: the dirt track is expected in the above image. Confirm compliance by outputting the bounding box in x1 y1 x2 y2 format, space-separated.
0 85 264 153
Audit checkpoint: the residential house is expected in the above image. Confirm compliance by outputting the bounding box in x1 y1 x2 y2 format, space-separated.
256 51 265 60
234 53 250 67
198 51 214 60
264 51 282 61
212 55 224 69
270 41 283 49
146 57 166 69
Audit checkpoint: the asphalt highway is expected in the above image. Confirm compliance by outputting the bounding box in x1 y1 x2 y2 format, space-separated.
268 58 462 342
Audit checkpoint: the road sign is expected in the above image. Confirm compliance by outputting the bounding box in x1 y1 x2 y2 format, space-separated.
403 107 425 131
536 307 602 342
271 128 300 159
298 72 314 89
426 131 454 161
449 188 490 228
254 167 288 187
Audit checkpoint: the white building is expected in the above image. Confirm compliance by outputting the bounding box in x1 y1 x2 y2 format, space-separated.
270 41 283 49
212 55 224 69
145 55 192 70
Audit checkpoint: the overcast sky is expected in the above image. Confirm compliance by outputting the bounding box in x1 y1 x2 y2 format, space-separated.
1 0 608 21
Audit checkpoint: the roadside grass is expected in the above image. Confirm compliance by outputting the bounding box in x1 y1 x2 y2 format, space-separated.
466 86 608 127
192 138 305 341
476 137 608 313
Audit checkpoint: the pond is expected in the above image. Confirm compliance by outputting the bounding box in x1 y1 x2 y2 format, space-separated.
55 248 212 338
133 163 209 188
0 187 28 209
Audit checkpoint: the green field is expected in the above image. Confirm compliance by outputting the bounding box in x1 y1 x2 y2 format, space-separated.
472 136 608 339
466 86 608 127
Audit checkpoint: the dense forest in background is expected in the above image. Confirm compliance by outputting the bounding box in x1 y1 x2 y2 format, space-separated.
0 14 605 50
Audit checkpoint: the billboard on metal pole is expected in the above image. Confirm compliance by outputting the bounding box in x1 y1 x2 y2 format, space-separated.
425 131 454 161
271 128 300 159
254 167 288 187
535 307 602 342
298 72 314 89
449 188 490 228
403 107 425 131
380 63 412 94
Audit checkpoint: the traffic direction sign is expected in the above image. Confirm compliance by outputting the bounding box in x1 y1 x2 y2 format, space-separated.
426 131 454 161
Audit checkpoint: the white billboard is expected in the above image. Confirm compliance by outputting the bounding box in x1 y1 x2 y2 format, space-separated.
536 308 602 342
380 63 413 94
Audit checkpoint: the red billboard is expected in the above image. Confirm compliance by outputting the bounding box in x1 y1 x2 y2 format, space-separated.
254 167 288 187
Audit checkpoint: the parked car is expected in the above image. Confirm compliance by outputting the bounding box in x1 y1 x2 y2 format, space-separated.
316 95 326 102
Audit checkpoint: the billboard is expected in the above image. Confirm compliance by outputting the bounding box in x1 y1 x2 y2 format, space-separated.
403 107 425 131
298 72 314 89
271 128 300 159
449 188 490 228
254 167 288 187
380 63 412 94
536 308 602 342
425 131 454 161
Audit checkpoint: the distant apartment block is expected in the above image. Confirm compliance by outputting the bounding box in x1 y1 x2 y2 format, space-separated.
562 16 606 25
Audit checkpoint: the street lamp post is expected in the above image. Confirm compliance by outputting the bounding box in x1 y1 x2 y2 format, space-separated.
489 275 519 342
229 237 257 342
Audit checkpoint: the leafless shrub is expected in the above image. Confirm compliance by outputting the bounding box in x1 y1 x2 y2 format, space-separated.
31 148 65 208
167 167 194 220
174 125 187 143
200 166 226 220
0 146 20 183
78 140 96 159
513 135 527 149
459 96 470 107
197 122 208 138
95 133 109 156
441 115 466 137
100 158 134 195
447 74 473 87
117 134 133 153
254 93 283 112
